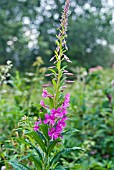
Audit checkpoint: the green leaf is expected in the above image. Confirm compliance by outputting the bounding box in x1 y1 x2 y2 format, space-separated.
60 66 67 71
9 160 31 170
50 147 82 165
54 166 66 170
49 97 54 108
26 131 46 153
56 40 60 47
47 138 61 155
70 164 84 170
54 50 58 56
25 139 43 160
62 128 80 136
59 70 63 79
59 77 67 88
57 98 65 108
37 131 47 143
52 79 57 89
47 89 54 96
29 155 42 170
40 124 50 141
57 61 60 70
19 154 31 161
49 68 56 75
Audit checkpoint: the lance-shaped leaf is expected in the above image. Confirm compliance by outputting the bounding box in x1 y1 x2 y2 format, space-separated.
49 97 54 108
47 138 61 155
50 147 82 165
52 78 57 89
49 68 57 75
25 139 43 160
9 160 31 170
29 155 42 170
26 131 46 153
62 128 80 136
40 124 50 141
37 131 47 143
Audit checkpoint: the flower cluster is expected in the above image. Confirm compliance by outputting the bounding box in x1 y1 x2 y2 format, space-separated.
34 92 70 140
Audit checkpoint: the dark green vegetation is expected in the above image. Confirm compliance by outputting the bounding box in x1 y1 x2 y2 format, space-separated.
0 67 114 169
0 0 114 71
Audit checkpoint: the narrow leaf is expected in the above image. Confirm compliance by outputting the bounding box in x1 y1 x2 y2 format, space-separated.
40 124 50 141
29 155 42 170
49 97 54 108
49 68 56 75
47 138 61 155
27 131 46 153
25 139 43 160
50 147 82 165
9 160 31 170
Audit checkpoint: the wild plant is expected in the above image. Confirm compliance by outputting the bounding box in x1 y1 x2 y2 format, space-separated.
9 0 81 169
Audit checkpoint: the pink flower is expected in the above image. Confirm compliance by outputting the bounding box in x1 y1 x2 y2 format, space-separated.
40 100 45 107
48 126 62 140
62 93 70 108
40 100 49 108
89 66 103 73
65 93 70 102
42 89 48 98
58 117 67 128
51 108 63 118
62 108 67 115
48 127 59 140
34 118 42 131
44 113 55 125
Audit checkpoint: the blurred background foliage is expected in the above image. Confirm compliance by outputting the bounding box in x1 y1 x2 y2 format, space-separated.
0 0 114 71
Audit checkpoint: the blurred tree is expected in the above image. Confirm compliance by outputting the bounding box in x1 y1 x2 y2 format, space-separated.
0 0 114 71
38 0 114 68
0 0 40 71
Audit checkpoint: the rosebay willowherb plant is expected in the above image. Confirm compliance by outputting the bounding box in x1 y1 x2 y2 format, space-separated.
9 0 81 169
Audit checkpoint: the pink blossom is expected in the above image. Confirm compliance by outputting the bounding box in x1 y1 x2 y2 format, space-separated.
34 118 42 131
42 89 48 98
62 93 70 108
65 93 70 102
58 117 67 128
51 108 63 118
40 100 45 107
89 65 103 73
48 126 62 140
62 108 67 115
48 127 59 140
44 113 55 125
40 100 49 108
62 100 69 108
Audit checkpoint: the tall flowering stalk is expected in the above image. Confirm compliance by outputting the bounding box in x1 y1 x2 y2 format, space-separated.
10 1 80 169
34 0 71 141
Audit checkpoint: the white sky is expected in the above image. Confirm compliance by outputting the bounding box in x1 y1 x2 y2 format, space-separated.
108 0 114 6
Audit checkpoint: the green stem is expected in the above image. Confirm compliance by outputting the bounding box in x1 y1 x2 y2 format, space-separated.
54 37 63 108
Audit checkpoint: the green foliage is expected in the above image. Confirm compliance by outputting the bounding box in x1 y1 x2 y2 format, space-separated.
1 67 114 169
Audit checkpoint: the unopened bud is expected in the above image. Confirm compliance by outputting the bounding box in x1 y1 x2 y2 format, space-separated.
65 80 74 83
